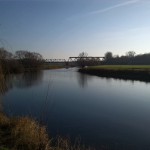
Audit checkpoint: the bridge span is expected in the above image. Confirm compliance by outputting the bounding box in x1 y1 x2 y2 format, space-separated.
46 57 105 62
45 56 105 67
45 59 66 63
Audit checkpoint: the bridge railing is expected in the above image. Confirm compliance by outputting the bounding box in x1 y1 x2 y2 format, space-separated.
44 57 105 66
45 59 66 63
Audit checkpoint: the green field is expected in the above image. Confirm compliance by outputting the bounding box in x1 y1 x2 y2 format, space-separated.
85 65 150 71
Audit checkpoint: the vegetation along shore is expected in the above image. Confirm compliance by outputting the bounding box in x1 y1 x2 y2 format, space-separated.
79 65 150 82
0 113 96 150
0 48 93 150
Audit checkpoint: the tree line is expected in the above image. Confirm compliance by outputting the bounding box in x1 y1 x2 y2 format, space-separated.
104 51 150 65
0 47 43 74
77 51 150 68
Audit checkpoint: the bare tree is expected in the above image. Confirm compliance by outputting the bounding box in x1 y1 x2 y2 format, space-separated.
0 47 12 59
105 51 113 61
0 47 14 74
126 51 136 58
78 52 88 58
77 52 88 68
15 50 43 69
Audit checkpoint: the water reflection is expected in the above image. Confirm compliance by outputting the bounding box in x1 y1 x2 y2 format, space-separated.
0 73 8 111
76 72 93 88
2 69 150 150
0 71 44 113
0 74 12 95
80 71 150 84
13 71 43 89
0 71 43 95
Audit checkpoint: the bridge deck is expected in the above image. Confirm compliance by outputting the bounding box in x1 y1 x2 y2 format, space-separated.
45 56 105 63
69 57 105 59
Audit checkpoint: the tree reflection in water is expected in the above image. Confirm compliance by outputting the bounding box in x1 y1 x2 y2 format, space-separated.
0 70 43 112
13 71 43 89
0 71 43 94
0 68 12 95
0 65 6 111
77 72 92 88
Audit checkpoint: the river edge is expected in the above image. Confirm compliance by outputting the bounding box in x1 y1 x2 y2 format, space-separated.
0 67 93 150
1 67 150 149
0 113 95 150
78 67 150 82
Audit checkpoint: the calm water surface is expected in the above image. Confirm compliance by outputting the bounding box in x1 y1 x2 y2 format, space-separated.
2 68 150 149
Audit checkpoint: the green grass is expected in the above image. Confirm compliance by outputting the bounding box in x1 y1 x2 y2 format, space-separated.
85 65 150 71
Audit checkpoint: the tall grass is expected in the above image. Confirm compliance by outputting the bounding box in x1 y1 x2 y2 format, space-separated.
0 113 95 150
0 58 50 148
0 113 50 150
0 61 51 150
52 136 95 150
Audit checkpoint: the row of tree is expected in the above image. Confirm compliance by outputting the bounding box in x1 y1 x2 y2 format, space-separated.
0 47 43 74
77 51 150 68
104 51 150 65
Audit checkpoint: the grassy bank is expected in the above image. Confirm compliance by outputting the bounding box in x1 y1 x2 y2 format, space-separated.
83 65 150 70
0 113 50 150
0 113 94 150
79 65 150 82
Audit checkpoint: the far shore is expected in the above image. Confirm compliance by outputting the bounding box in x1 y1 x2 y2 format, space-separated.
79 65 150 82
40 64 65 70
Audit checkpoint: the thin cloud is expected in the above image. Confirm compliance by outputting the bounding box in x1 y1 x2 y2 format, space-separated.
89 0 140 15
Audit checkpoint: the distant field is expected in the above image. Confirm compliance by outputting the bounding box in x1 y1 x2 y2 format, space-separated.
86 65 150 71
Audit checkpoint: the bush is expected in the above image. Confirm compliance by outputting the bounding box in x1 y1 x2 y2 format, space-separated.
0 114 50 150
11 117 50 150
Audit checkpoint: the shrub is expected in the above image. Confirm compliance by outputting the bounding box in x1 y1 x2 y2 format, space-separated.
11 117 50 150
0 114 50 150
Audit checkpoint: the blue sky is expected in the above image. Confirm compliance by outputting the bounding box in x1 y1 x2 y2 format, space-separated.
0 0 150 59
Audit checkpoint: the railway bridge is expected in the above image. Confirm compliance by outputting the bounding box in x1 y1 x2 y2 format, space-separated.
45 56 105 67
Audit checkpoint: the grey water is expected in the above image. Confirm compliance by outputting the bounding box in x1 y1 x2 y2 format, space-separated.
1 68 150 149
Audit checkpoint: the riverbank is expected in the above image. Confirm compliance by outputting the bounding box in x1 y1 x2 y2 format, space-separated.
0 65 93 150
40 64 65 70
0 113 94 150
79 65 150 82
0 113 50 150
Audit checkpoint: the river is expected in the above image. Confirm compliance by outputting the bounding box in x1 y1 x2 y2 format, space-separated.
1 68 150 149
